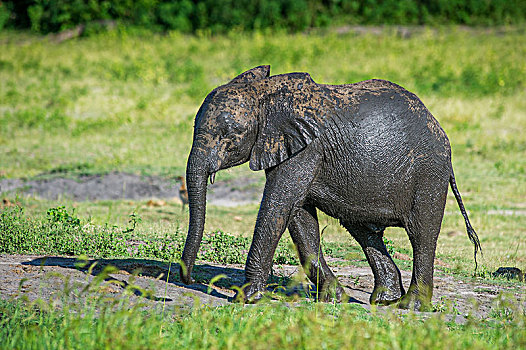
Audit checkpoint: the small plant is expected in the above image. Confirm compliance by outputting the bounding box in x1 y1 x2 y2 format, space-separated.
489 293 525 323
350 275 360 286
199 230 251 264
472 265 490 278
0 206 127 257
123 211 142 233
383 236 396 256
433 296 461 314
274 239 300 265
47 206 81 228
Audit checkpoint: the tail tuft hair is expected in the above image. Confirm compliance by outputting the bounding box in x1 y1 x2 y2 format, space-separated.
449 170 482 270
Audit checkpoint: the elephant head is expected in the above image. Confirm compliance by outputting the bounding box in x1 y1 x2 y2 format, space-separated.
180 65 330 283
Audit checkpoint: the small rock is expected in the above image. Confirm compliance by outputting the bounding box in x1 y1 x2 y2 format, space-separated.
492 267 524 281
394 252 411 261
446 230 463 237
233 216 243 222
146 199 166 207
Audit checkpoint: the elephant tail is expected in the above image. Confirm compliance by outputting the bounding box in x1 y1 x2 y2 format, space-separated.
449 169 482 271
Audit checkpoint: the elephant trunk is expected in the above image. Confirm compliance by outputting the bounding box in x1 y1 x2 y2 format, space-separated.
180 149 209 284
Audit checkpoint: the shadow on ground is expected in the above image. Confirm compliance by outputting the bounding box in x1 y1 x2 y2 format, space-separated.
22 256 364 304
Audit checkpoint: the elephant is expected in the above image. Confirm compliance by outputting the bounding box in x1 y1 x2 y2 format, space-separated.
179 65 481 310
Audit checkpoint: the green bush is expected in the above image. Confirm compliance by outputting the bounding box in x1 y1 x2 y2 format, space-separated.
0 206 128 257
0 206 312 264
0 1 10 30
2 0 526 34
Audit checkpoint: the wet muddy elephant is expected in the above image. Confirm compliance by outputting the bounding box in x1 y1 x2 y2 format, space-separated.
179 65 481 310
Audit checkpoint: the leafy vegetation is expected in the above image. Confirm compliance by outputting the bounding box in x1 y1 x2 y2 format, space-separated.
3 0 525 34
0 205 307 264
0 205 128 257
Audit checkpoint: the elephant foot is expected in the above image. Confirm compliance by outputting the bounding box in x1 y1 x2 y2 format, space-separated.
232 281 266 303
179 266 195 285
370 284 405 306
396 285 432 311
317 280 345 302
397 294 432 311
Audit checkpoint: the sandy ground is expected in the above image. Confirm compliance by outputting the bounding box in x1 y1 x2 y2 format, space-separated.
1 254 524 323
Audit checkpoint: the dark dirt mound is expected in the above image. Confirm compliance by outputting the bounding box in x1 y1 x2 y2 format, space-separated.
0 172 263 206
3 173 525 214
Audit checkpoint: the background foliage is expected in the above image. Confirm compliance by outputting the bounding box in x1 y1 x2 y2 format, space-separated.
2 0 526 34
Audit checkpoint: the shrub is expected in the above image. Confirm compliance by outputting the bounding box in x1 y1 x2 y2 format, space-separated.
2 0 525 34
0 206 315 264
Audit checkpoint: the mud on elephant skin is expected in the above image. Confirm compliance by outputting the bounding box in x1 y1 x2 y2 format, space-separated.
179 65 482 310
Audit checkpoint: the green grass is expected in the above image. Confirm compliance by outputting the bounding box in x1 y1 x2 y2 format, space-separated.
1 255 525 349
0 26 524 180
1 282 525 350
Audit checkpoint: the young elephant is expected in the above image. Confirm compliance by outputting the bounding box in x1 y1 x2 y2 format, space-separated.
179 65 481 310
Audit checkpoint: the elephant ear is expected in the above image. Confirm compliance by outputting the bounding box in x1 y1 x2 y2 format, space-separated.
249 73 329 171
229 65 270 84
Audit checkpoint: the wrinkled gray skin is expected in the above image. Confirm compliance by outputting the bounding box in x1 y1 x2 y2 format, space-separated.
180 65 481 310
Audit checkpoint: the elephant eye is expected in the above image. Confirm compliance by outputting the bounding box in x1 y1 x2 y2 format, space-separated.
218 119 243 137
218 123 231 137
219 112 232 124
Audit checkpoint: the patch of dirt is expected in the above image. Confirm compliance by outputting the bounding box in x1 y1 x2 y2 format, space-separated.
0 172 263 207
1 254 523 322
3 173 525 215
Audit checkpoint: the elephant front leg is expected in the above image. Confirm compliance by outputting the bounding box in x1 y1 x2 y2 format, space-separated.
238 148 320 302
343 223 405 305
289 205 344 302
240 201 292 302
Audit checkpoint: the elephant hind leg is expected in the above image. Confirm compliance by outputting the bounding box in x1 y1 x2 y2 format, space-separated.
288 205 344 302
399 180 448 311
398 219 440 311
342 222 405 305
